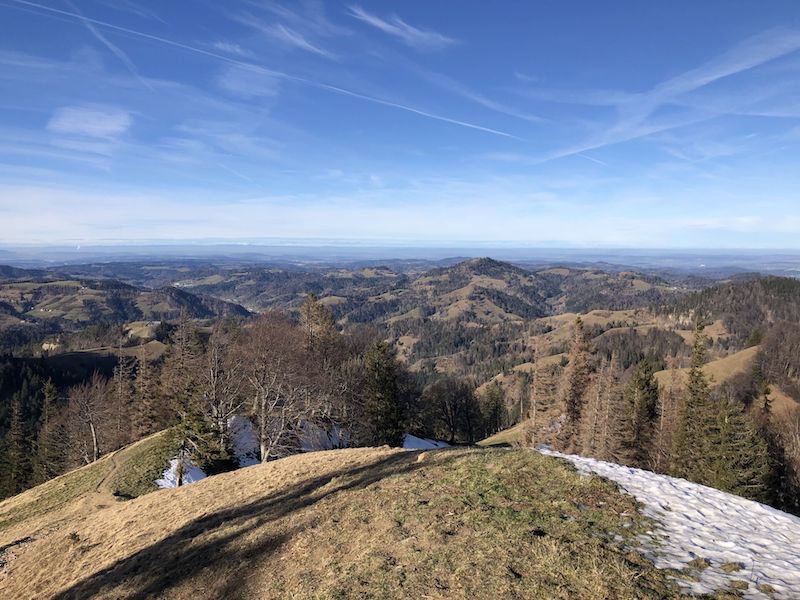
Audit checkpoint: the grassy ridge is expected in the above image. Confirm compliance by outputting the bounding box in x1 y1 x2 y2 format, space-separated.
0 447 697 599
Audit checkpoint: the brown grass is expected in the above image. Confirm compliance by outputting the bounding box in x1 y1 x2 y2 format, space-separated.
0 447 692 600
653 345 760 388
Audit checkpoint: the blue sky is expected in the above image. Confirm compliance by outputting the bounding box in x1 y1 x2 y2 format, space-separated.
1 0 799 247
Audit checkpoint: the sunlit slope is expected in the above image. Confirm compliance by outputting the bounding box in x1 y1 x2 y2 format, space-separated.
0 431 175 537
653 345 761 388
0 447 688 600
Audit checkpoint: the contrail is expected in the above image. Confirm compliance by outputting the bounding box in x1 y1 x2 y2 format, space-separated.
577 153 609 167
6 0 519 139
64 0 153 90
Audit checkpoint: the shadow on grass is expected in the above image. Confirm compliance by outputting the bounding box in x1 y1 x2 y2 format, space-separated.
54 450 456 600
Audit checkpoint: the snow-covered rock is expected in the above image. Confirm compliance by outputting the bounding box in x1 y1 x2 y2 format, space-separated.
155 458 207 489
228 415 261 467
541 449 800 599
402 434 450 450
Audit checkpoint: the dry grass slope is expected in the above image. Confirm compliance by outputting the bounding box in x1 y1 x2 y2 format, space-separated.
0 447 699 600
654 345 761 388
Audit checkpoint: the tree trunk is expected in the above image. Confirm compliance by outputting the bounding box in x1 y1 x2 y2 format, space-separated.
89 421 100 462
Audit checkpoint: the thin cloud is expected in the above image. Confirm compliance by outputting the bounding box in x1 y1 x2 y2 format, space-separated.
212 41 255 59
64 0 153 90
251 1 350 38
47 106 132 138
263 22 332 57
348 5 455 51
217 65 281 99
9 0 512 139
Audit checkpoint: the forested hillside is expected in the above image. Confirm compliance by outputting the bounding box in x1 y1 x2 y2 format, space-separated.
0 258 798 516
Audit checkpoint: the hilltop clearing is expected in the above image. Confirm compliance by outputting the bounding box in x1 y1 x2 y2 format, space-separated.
0 447 692 600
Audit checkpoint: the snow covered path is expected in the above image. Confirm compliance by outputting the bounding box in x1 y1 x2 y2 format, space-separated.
541 450 800 599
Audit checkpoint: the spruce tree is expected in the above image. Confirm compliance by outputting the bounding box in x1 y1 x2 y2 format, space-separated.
33 379 61 484
363 341 405 446
560 317 593 451
601 353 629 463
162 314 223 472
133 346 160 436
110 343 135 450
671 325 771 501
653 358 681 473
580 358 606 457
710 395 770 501
624 357 660 468
5 390 30 495
671 324 714 480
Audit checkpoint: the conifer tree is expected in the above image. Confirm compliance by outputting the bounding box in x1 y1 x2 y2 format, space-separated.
110 341 135 450
162 313 222 472
300 293 337 358
653 357 681 473
671 325 771 500
133 345 159 436
523 338 554 446
33 378 61 484
580 358 606 457
671 324 714 480
600 352 629 463
4 390 30 495
363 341 405 446
623 357 660 468
559 317 593 451
710 394 771 501
481 381 506 438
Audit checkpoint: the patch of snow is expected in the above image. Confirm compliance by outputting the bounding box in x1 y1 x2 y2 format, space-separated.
155 457 206 489
227 415 260 467
298 422 348 452
403 434 450 450
540 449 800 599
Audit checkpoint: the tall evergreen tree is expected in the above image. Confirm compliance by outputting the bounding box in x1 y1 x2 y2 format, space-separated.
33 378 61 484
672 325 771 500
110 341 135 450
653 357 682 473
3 389 30 495
623 357 660 468
133 345 163 436
600 352 628 463
671 325 714 479
481 381 506 438
559 317 593 451
710 394 771 501
161 314 223 474
363 342 405 446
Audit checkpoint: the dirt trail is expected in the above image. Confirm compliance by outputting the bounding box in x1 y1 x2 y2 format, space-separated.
94 450 121 495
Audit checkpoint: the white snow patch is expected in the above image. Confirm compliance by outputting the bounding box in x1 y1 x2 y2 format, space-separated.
403 434 450 450
155 458 207 489
540 449 800 599
298 422 348 452
228 415 261 467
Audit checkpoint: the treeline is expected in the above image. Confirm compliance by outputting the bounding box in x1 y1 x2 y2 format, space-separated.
543 318 800 513
0 295 507 499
